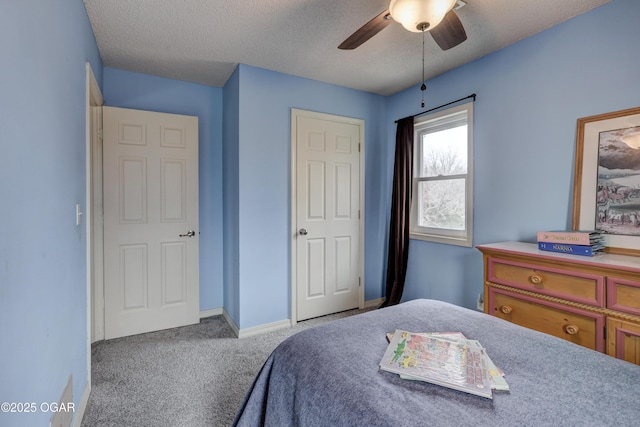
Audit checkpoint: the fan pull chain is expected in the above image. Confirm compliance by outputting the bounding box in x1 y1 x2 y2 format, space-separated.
420 25 427 108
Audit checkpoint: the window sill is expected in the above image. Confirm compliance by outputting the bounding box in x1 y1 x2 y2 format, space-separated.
409 232 473 248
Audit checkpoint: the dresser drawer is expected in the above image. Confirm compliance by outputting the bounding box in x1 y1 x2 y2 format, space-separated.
487 257 604 306
606 318 640 365
488 287 605 351
607 277 640 317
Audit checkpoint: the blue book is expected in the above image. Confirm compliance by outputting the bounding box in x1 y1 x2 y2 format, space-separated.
537 242 604 256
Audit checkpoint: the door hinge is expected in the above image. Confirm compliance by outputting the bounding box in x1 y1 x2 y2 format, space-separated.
358 277 361 287
97 128 104 140
603 325 607 341
358 143 361 152
358 210 360 219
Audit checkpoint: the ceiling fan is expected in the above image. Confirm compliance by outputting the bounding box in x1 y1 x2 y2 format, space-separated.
338 0 467 51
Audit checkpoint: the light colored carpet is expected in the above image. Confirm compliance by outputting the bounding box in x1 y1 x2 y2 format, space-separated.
81 308 371 427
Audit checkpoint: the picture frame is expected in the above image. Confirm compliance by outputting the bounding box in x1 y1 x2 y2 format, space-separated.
572 106 640 256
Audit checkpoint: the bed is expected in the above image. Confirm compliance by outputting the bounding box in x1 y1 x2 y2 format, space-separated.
233 299 640 426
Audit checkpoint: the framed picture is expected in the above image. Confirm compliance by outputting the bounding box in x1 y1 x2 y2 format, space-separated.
572 106 640 256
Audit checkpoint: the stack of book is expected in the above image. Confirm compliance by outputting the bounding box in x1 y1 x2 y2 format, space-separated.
379 330 509 399
536 230 604 256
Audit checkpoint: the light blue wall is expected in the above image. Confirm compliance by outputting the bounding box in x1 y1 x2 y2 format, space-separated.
102 67 225 311
224 65 388 329
0 1 102 426
387 0 640 309
222 67 241 322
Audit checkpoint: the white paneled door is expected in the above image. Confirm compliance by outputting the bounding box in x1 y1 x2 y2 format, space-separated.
293 109 363 321
103 107 199 339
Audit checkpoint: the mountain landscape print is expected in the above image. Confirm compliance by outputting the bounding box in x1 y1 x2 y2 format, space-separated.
596 126 640 236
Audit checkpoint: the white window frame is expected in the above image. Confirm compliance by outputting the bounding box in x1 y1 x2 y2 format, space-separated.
410 101 474 247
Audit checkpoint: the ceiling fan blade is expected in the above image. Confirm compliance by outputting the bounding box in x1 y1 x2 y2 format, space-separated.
430 10 467 50
338 9 393 50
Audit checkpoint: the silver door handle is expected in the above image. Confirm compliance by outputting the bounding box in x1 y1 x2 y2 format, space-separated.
299 228 308 236
179 230 196 237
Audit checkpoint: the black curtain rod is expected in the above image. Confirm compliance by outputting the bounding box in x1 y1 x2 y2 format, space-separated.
395 93 476 123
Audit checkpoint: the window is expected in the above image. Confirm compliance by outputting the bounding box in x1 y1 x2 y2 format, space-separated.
410 102 473 247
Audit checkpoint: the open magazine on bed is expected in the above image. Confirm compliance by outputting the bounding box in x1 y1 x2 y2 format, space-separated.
384 331 509 392
380 330 507 399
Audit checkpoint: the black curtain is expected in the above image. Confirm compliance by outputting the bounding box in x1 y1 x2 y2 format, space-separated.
380 117 414 307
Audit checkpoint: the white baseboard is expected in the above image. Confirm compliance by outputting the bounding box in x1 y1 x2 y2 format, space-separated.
222 309 240 337
222 309 292 339
200 307 223 318
237 319 292 339
72 381 91 427
221 300 383 339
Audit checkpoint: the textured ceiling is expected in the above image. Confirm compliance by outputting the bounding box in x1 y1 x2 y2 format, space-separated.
83 0 613 96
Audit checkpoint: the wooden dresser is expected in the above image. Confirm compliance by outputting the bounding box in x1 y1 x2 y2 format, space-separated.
477 241 640 366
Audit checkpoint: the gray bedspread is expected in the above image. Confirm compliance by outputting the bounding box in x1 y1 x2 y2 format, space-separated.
233 299 640 426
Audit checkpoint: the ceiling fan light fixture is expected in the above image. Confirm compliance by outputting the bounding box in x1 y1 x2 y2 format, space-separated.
389 0 456 32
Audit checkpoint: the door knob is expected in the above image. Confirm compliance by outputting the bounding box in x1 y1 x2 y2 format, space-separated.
299 228 308 236
179 230 196 237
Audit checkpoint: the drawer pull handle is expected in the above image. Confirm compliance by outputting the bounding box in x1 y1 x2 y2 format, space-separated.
564 324 579 335
529 274 543 285
499 305 513 314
